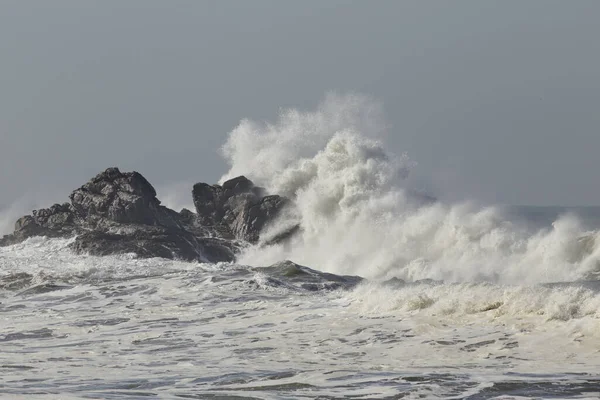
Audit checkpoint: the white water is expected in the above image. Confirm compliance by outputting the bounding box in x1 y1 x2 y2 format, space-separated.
3 94 600 398
222 94 600 285
2 238 600 399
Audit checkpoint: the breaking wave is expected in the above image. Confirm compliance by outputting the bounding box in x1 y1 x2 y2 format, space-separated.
221 93 600 285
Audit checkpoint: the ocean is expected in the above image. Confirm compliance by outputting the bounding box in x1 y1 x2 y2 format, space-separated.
2 95 600 399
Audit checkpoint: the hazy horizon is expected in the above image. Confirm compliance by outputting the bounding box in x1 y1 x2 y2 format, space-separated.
2 1 600 214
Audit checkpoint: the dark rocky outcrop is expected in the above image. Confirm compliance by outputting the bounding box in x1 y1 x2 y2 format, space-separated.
0 168 298 262
70 228 235 263
69 167 182 229
192 176 292 243
10 203 78 242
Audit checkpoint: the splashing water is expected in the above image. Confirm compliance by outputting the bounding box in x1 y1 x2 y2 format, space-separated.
221 94 600 285
3 95 600 398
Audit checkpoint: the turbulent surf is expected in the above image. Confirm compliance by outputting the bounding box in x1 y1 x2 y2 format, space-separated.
2 94 600 399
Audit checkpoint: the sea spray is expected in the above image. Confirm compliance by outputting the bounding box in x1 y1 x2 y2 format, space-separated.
221 94 600 284
2 94 600 398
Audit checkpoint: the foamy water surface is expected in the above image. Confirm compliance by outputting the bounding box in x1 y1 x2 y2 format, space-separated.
2 238 600 399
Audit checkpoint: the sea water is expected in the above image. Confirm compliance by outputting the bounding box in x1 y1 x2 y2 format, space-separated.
2 95 600 399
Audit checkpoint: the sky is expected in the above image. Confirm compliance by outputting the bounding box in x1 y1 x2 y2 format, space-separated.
1 0 600 215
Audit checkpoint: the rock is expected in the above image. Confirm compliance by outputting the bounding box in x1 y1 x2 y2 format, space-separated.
191 183 224 224
227 195 291 243
178 208 196 225
222 175 263 200
192 176 290 243
5 203 79 244
177 207 235 240
69 167 181 229
70 227 236 263
0 168 297 263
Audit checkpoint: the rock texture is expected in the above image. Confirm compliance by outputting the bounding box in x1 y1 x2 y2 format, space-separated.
69 167 181 229
9 203 78 242
0 168 297 262
192 175 291 243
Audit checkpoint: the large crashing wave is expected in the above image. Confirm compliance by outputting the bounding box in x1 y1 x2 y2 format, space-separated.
220 94 600 285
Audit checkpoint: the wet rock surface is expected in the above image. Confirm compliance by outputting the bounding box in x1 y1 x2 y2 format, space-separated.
192 175 291 243
0 168 297 262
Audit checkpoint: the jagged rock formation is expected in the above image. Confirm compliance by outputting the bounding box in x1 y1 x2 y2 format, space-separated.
69 167 182 229
0 168 296 262
192 175 291 243
10 203 78 241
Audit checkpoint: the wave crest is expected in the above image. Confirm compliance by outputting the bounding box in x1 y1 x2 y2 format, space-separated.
220 94 600 285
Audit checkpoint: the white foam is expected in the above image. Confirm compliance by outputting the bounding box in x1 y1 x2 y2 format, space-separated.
221 94 600 285
2 237 600 398
0 236 203 283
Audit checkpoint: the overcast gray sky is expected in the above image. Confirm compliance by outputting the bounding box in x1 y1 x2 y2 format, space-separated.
1 0 600 212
